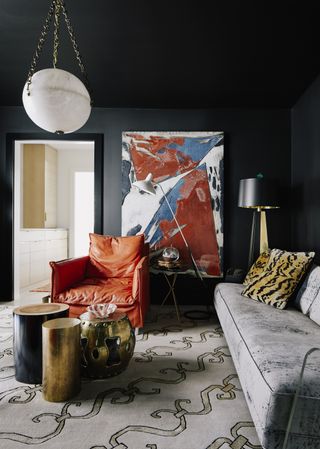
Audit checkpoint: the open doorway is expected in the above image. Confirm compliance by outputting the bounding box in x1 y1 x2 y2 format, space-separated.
74 171 95 256
13 139 97 302
1 132 103 303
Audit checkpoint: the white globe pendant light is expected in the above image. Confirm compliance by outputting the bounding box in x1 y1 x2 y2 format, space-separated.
22 68 91 134
22 0 92 134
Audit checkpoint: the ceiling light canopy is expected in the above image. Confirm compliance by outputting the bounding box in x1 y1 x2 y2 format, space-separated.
22 0 92 134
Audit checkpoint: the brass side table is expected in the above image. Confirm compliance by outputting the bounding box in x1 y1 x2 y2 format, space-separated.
42 317 81 402
151 259 214 321
159 271 181 321
80 311 136 378
150 264 191 321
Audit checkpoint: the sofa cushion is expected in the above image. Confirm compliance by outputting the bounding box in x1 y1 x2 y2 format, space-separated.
293 264 320 314
242 248 315 309
309 297 320 326
243 250 270 286
86 233 145 278
294 263 320 325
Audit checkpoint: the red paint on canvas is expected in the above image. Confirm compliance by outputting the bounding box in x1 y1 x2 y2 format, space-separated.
156 168 220 276
127 134 198 182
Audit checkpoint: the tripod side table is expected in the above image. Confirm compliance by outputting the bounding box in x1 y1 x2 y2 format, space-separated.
150 263 191 321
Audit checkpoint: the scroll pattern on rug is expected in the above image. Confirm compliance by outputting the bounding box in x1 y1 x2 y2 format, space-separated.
0 306 261 449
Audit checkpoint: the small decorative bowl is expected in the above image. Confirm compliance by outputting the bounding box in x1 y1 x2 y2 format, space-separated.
86 303 117 318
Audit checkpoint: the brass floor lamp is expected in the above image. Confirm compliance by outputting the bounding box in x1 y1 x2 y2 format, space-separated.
238 175 279 269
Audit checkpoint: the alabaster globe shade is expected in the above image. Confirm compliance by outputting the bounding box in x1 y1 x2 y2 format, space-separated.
22 68 91 134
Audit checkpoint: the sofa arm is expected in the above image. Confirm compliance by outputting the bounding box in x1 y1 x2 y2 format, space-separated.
132 255 150 317
50 256 89 297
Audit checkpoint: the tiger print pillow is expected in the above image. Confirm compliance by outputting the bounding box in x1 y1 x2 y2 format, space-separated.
243 250 271 286
241 248 315 309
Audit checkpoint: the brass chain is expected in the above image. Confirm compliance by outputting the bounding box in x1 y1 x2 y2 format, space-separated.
26 0 55 95
60 0 92 101
26 0 92 103
53 0 61 68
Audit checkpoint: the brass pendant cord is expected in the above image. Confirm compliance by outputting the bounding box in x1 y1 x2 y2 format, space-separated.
26 2 55 94
53 0 60 68
26 0 92 103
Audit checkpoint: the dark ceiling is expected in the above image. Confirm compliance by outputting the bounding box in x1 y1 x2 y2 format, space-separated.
1 0 320 109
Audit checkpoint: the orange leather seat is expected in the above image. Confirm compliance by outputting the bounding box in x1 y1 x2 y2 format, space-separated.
50 233 149 328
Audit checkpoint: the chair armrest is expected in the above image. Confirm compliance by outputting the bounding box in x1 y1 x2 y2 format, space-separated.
132 255 150 321
50 256 89 296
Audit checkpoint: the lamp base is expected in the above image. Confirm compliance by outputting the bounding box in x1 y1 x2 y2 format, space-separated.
248 209 270 269
260 210 269 253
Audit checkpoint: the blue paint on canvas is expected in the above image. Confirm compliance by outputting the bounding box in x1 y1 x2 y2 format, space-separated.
167 135 223 162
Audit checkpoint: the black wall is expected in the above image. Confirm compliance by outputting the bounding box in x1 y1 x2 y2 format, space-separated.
291 74 320 261
0 106 291 301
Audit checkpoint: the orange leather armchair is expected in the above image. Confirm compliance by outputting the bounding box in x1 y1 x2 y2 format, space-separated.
50 233 149 328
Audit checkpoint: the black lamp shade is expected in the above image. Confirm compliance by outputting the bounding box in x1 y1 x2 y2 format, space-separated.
238 178 279 209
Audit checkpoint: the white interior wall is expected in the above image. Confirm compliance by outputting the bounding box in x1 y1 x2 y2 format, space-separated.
57 146 94 257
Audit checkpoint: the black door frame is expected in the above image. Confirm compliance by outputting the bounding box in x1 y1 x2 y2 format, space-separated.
2 132 104 302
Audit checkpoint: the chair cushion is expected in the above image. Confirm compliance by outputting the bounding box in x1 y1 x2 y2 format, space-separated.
241 248 315 309
243 250 270 286
86 233 145 278
54 277 135 306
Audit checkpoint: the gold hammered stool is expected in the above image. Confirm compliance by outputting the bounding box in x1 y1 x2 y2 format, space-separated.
80 311 136 378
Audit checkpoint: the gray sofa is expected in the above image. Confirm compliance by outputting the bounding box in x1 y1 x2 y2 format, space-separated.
214 266 320 449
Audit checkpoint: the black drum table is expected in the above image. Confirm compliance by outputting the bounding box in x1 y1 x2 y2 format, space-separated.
13 303 69 384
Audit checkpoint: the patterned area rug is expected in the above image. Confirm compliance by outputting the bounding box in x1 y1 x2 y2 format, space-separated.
0 306 261 449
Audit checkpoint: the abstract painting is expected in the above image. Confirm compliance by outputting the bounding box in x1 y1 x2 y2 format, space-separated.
121 131 224 277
